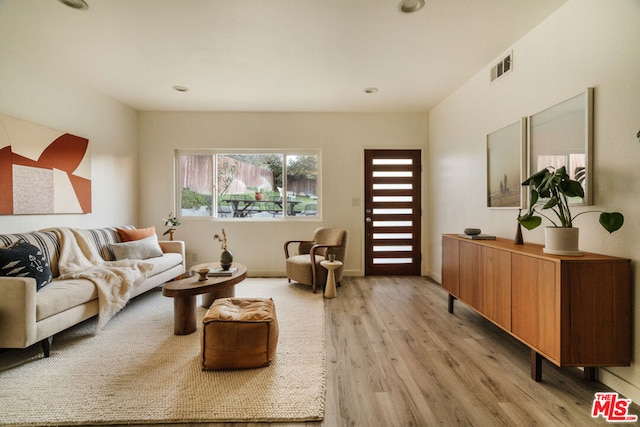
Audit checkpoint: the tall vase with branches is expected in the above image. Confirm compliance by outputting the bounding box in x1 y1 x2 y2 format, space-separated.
213 228 233 270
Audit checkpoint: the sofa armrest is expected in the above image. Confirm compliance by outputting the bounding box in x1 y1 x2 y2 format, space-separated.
0 277 37 348
159 240 184 254
158 240 186 270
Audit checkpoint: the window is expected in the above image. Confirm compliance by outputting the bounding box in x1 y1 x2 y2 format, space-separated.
176 150 320 220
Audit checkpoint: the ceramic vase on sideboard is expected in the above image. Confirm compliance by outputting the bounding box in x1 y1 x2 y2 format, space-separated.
543 227 583 256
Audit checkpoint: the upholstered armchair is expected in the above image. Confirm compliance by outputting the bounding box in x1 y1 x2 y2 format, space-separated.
284 227 348 293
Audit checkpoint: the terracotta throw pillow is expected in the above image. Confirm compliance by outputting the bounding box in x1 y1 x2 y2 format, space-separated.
117 226 156 242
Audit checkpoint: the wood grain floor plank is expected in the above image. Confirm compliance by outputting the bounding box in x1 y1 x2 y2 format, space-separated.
118 276 638 427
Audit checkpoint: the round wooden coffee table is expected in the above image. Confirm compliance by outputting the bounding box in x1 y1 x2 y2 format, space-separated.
162 262 247 335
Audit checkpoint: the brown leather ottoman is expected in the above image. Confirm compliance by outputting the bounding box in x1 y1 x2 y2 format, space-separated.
201 298 279 370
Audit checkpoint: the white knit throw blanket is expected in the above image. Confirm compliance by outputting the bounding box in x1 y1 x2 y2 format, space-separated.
53 228 153 331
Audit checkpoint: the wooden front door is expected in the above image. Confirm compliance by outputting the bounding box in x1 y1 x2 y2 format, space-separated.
364 149 421 275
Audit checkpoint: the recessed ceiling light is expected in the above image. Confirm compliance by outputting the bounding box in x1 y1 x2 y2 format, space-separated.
173 85 189 92
398 0 425 13
364 87 378 94
58 0 89 10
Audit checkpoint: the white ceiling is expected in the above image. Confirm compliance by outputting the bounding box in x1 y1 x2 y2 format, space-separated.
0 0 567 112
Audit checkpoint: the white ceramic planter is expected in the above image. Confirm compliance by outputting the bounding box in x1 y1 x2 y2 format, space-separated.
543 227 584 256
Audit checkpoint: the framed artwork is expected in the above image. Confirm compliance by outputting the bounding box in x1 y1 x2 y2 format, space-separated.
528 88 593 205
0 113 91 215
486 118 526 209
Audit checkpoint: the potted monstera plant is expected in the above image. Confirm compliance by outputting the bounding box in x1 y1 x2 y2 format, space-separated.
517 166 624 255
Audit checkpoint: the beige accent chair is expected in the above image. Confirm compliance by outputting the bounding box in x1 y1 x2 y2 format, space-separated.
284 227 348 293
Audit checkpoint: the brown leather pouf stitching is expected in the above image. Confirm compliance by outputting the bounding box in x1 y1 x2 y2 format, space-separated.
201 298 279 370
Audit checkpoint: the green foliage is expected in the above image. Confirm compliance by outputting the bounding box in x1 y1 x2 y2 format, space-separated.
264 154 284 188
287 155 318 179
181 188 208 210
162 212 181 236
518 166 624 233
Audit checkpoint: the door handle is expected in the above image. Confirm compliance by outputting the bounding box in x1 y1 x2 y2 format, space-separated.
365 217 372 223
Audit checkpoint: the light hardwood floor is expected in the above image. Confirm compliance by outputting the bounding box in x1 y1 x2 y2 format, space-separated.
152 276 638 426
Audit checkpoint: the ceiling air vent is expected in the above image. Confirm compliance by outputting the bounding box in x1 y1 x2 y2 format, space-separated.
490 51 512 82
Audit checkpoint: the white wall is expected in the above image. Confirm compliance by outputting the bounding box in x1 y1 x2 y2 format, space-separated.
0 46 139 233
428 0 640 402
138 112 428 277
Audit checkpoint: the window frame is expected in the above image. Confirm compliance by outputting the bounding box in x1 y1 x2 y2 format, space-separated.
174 148 321 221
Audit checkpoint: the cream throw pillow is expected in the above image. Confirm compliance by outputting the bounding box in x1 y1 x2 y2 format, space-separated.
109 235 163 260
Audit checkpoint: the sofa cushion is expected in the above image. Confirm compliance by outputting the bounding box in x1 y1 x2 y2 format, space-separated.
0 230 60 278
109 235 163 260
142 252 183 276
76 226 134 261
0 241 53 291
36 278 98 321
116 226 156 242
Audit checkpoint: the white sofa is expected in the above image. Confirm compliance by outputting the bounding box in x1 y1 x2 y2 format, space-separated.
0 226 185 357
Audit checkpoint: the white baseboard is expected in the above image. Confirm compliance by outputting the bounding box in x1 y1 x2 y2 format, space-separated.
597 368 640 406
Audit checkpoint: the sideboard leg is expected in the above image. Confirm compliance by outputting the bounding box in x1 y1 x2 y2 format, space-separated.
531 350 542 382
448 294 456 313
584 367 597 381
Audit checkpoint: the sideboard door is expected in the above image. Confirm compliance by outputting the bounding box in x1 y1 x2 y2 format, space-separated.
482 247 511 329
511 254 560 363
459 241 483 313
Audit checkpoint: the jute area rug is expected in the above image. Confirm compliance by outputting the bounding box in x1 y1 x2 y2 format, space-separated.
0 278 325 426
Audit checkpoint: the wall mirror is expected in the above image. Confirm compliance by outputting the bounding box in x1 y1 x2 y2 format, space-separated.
528 88 593 205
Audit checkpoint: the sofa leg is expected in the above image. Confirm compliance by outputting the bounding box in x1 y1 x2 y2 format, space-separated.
42 337 52 358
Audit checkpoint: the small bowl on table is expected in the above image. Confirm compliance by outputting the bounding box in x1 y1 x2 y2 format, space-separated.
197 268 209 281
464 228 482 236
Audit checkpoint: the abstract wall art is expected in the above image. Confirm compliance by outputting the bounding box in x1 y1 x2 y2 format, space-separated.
0 113 91 215
486 118 526 209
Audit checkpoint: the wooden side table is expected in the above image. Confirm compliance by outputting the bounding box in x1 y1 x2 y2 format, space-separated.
320 260 342 298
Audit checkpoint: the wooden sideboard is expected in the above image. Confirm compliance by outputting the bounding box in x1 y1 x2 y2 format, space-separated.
442 234 631 381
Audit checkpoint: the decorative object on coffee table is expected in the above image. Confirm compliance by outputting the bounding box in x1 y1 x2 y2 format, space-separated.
162 263 247 335
197 268 209 281
220 249 233 270
213 228 233 270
